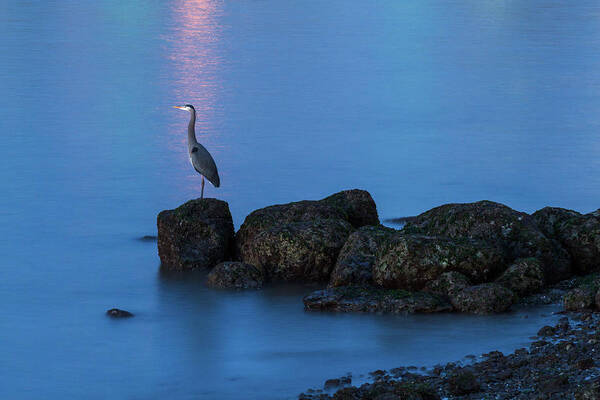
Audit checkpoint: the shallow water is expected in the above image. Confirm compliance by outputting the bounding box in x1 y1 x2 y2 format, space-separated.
1 0 599 399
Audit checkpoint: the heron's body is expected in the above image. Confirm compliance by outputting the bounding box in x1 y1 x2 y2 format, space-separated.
175 104 220 198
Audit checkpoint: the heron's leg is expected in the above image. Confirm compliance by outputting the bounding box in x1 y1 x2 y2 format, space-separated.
201 176 205 199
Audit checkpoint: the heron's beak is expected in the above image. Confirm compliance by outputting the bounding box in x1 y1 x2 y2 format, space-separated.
173 106 185 110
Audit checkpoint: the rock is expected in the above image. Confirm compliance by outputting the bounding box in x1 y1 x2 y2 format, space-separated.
405 201 572 282
495 257 545 297
538 374 569 394
157 198 234 270
532 207 582 238
373 234 506 290
329 225 396 287
106 308 133 318
320 189 379 227
206 262 265 289
424 271 471 299
235 190 378 282
323 377 351 391
447 369 480 395
533 208 600 275
303 286 452 314
537 325 556 337
564 287 595 311
451 283 514 314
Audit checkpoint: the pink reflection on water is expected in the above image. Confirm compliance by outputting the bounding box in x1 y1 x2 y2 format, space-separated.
167 0 226 195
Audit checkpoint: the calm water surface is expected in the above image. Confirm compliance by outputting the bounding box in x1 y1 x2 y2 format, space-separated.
2 1 599 399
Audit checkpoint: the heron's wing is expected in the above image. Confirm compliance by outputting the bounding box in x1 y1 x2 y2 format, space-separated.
190 144 220 187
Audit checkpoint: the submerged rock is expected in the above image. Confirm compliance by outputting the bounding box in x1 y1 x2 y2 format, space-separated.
495 257 545 297
235 189 379 282
373 234 506 290
533 207 600 274
157 198 234 270
106 308 133 318
329 225 396 287
451 283 514 314
404 201 572 282
207 261 265 289
303 286 452 314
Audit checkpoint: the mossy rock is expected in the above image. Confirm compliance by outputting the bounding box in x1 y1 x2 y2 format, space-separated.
495 257 545 297
373 233 506 290
563 287 595 311
424 271 471 299
207 261 265 289
405 201 572 282
452 283 515 314
534 207 600 274
235 189 379 283
157 198 234 270
329 225 397 287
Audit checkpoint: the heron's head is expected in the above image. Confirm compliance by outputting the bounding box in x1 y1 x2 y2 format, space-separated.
173 104 195 112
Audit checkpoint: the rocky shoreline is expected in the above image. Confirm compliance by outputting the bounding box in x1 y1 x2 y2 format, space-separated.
298 310 600 399
296 273 600 399
155 189 600 398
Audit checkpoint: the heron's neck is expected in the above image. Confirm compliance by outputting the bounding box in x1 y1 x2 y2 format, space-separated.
187 110 198 145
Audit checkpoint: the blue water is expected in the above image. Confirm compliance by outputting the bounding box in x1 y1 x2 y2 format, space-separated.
1 0 598 398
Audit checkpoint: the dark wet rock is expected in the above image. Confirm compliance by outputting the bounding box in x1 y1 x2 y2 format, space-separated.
206 261 265 289
329 225 396 287
303 286 452 314
495 257 545 297
538 374 569 394
451 283 514 314
447 369 480 395
235 190 378 282
373 234 506 290
532 207 582 238
324 377 351 391
405 201 572 282
320 189 379 228
157 198 234 270
577 358 594 370
537 325 556 337
106 308 133 318
533 207 600 274
564 287 595 311
424 271 471 299
138 235 157 242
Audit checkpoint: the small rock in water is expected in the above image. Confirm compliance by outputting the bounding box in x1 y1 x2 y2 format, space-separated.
138 235 157 242
106 308 133 318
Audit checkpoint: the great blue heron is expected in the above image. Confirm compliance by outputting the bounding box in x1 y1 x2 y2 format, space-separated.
173 104 220 199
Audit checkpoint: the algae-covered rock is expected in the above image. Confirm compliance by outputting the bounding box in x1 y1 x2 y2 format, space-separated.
563 287 595 311
452 283 514 314
424 271 471 299
329 225 396 287
207 261 265 289
495 257 545 297
533 208 600 274
235 189 378 282
532 207 582 238
157 198 234 270
373 234 506 290
405 201 572 282
303 286 452 314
